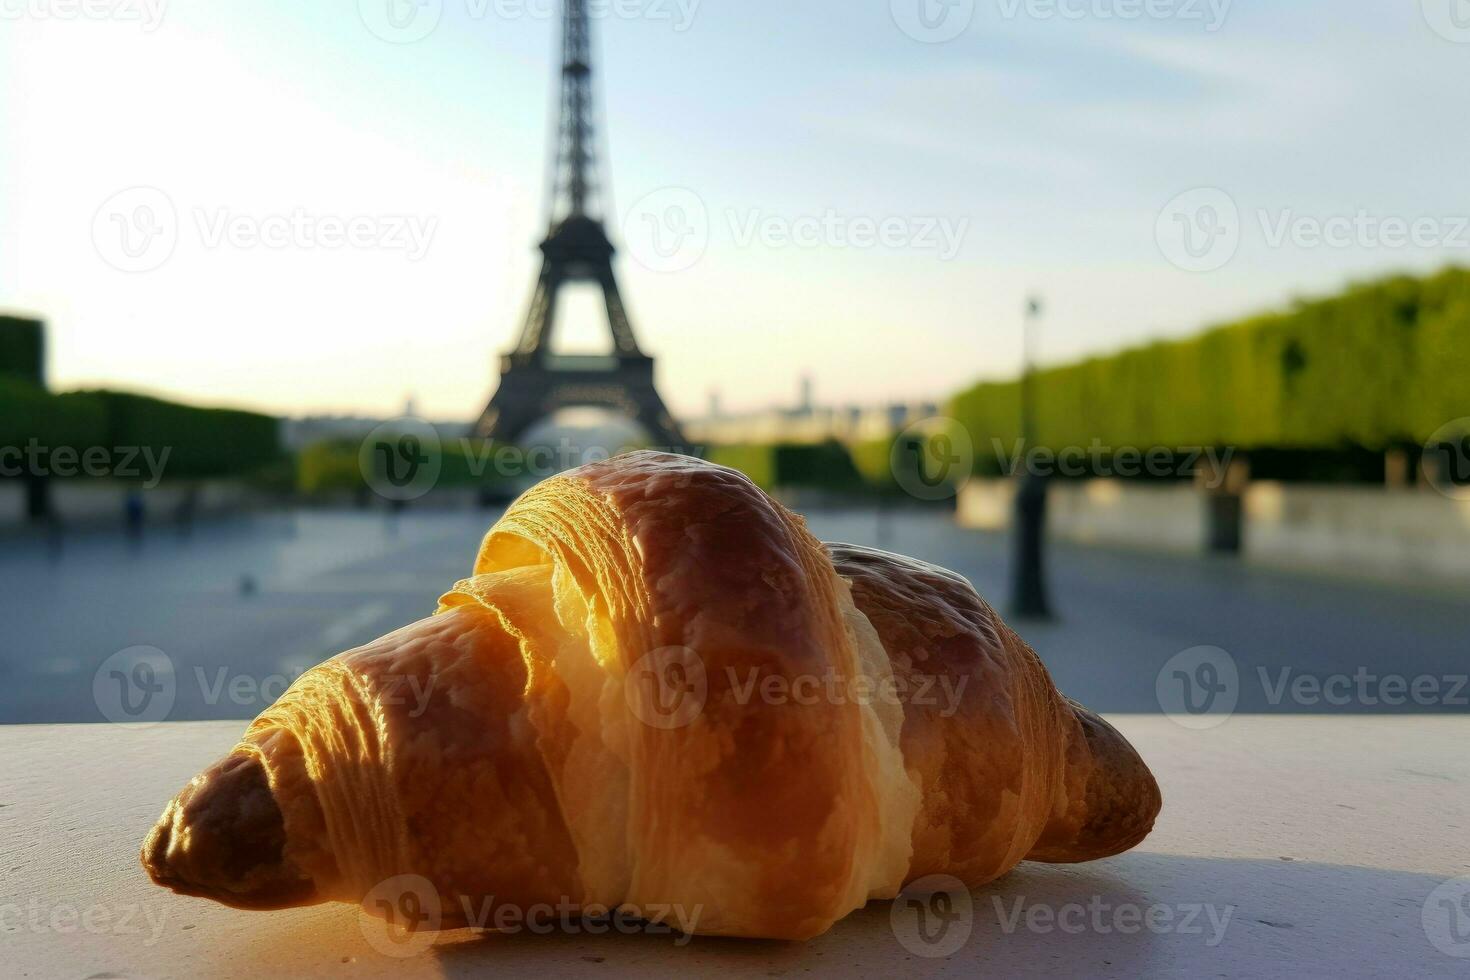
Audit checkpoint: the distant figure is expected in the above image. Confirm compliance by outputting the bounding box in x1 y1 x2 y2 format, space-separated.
44 511 65 562
124 488 145 544
175 486 199 538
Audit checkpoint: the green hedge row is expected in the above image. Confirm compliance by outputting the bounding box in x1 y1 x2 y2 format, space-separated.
705 444 778 490
76 390 282 478
0 316 44 386
1 384 282 480
0 380 107 449
849 437 898 488
708 442 872 493
951 267 1470 458
298 437 516 495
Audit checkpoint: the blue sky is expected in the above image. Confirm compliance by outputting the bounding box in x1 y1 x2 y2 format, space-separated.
2 0 1468 419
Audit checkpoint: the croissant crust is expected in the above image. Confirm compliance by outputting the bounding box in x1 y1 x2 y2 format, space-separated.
141 452 1161 940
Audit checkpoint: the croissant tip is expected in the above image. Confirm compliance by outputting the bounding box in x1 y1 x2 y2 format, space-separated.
140 752 321 911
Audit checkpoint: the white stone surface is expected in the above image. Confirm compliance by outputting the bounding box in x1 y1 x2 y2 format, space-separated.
1244 482 1470 582
957 478 1208 553
3 717 1467 978
956 477 1470 583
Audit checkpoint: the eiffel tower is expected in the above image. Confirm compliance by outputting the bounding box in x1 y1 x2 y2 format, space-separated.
474 0 685 448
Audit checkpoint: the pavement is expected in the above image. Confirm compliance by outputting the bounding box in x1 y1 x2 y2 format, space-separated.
0 506 1466 724
9 717 1468 978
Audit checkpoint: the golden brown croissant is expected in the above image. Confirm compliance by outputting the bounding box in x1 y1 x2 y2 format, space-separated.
141 452 1160 941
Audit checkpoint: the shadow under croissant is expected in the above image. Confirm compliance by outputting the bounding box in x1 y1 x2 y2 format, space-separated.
405 856 1455 976
417 863 1152 974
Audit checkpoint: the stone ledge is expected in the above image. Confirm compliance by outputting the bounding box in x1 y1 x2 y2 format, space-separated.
3 717 1466 977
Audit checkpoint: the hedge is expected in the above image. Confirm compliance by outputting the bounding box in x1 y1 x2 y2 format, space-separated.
706 444 777 490
2 386 282 481
297 439 366 495
74 391 282 479
0 316 44 386
708 442 871 493
298 435 516 495
850 437 898 488
951 267 1470 462
0 380 107 449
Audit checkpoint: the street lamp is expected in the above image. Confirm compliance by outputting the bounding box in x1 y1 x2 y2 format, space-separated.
1010 295 1053 619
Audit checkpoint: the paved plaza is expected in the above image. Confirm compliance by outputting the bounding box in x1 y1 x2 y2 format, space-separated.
1 506 1465 723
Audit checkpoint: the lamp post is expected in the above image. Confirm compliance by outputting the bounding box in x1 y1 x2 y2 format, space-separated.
1011 295 1053 619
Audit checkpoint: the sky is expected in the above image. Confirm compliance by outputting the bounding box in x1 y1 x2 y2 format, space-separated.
2 0 1469 422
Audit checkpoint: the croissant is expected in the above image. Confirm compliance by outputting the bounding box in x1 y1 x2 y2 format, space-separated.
141 452 1160 941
